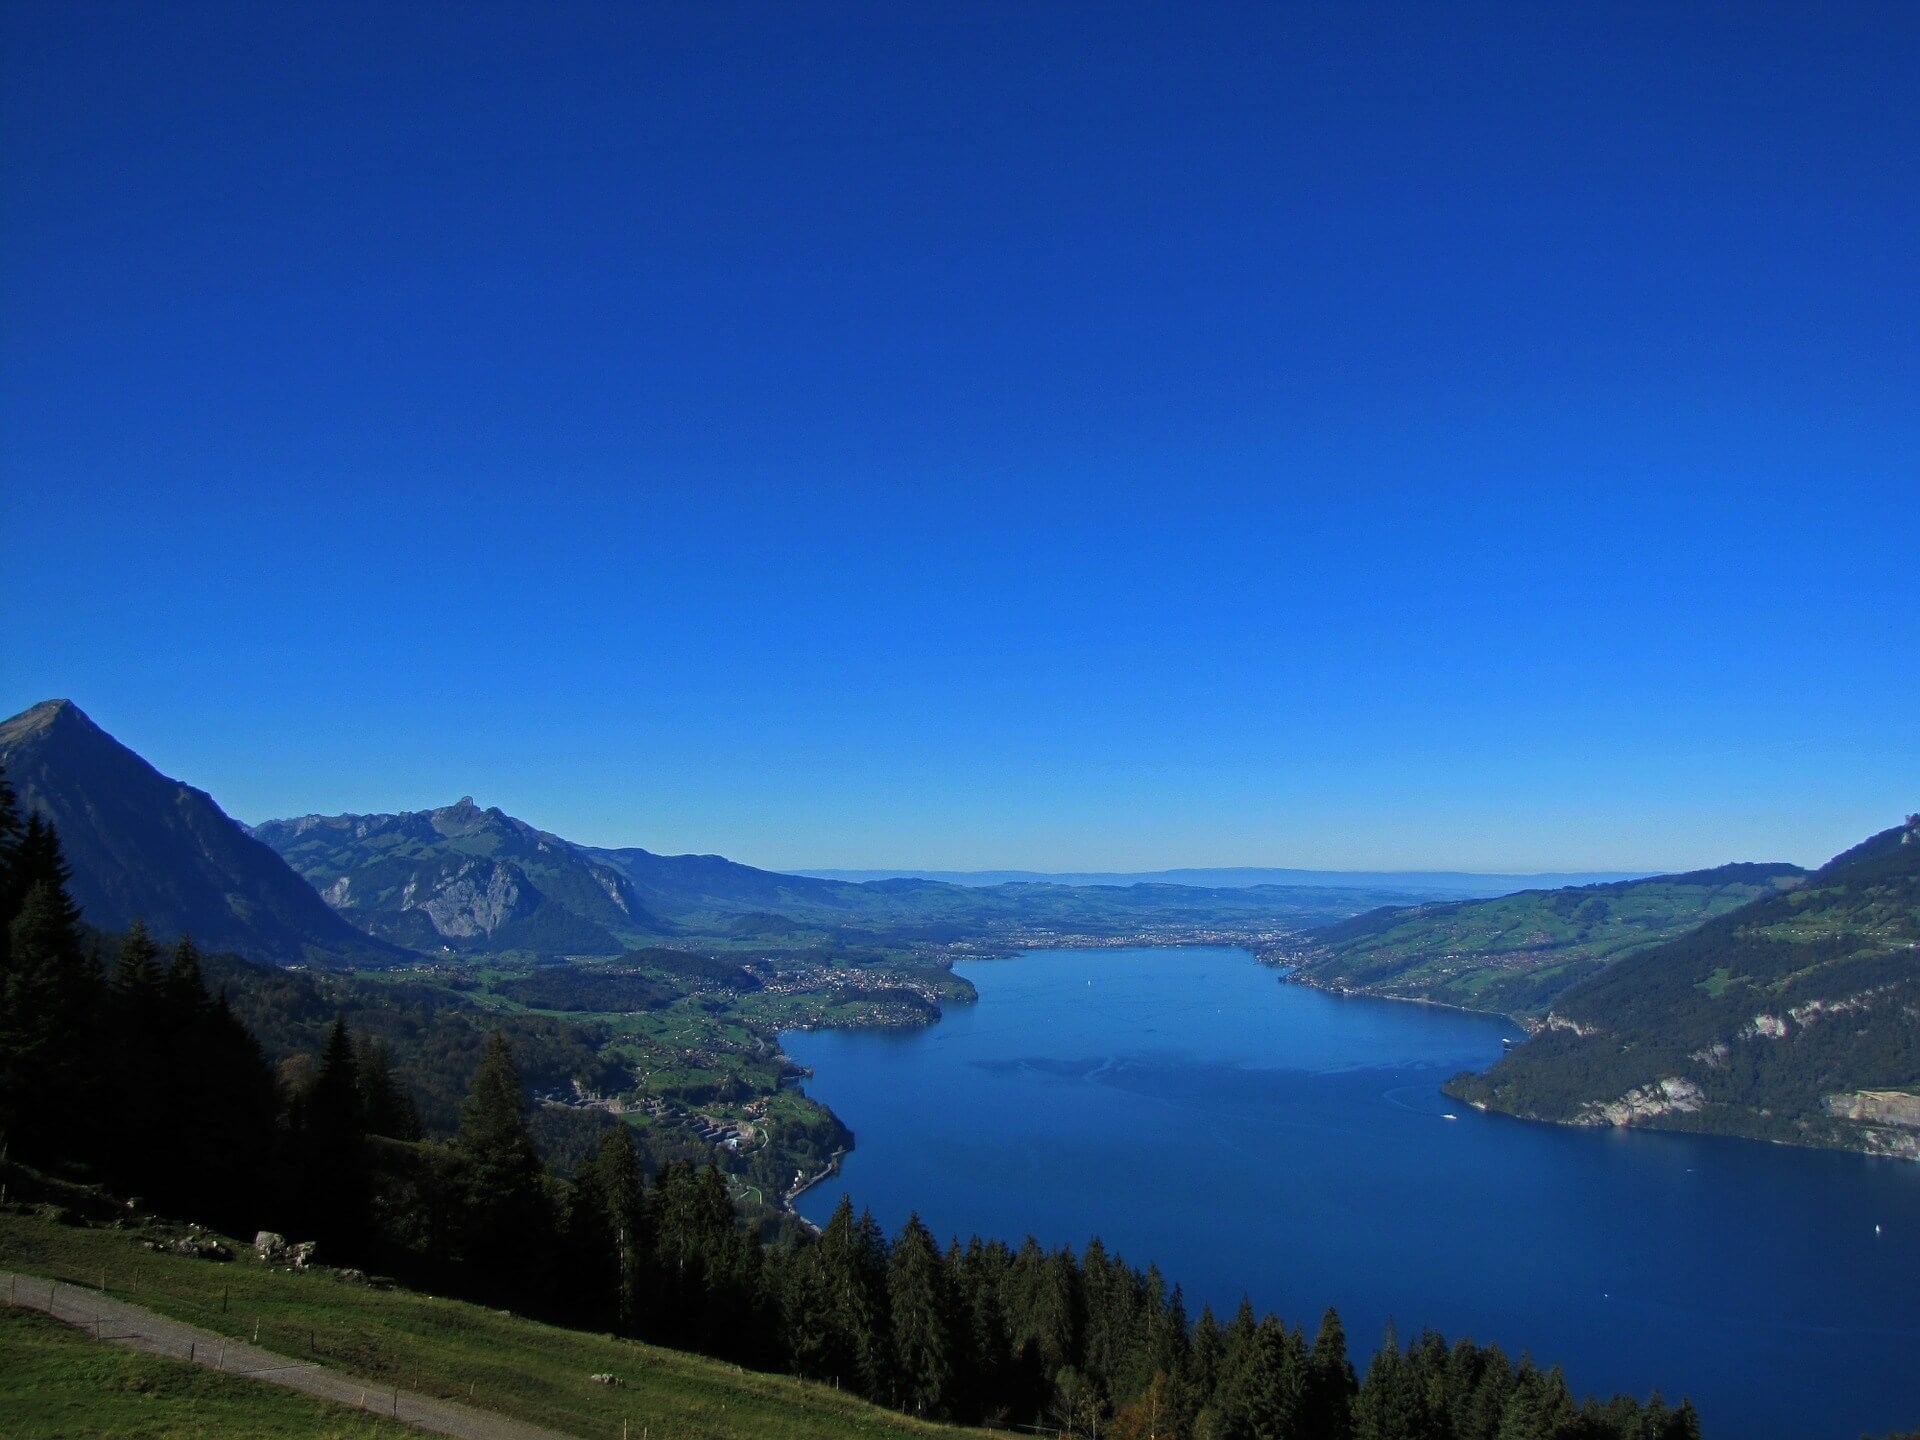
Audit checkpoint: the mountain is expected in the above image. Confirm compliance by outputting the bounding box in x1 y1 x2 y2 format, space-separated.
1283 862 1806 1017
579 845 877 924
252 800 671 955
583 843 1440 940
265 817 1427 954
794 866 1653 897
0 700 403 966
1447 817 1920 1157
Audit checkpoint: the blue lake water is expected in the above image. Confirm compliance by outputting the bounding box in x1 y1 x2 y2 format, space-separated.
782 946 1920 1440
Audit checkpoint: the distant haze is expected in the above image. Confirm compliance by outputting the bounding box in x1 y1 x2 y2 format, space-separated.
791 867 1654 899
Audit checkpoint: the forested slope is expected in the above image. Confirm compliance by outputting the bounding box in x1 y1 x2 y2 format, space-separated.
1448 818 1920 1156
1286 864 1803 1018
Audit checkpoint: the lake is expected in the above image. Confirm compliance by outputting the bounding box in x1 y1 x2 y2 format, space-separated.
781 946 1920 1440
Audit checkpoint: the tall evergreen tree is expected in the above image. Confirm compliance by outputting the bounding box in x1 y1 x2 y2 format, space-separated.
887 1212 957 1416
949 1236 1015 1424
1493 1358 1579 1440
1303 1307 1359 1440
0 764 23 973
0 815 97 1163
573 1123 647 1331
296 1017 370 1249
309 1018 364 1136
13 816 83 937
0 881 96 1153
103 921 168 1191
1216 1313 1302 1440
1356 1323 1430 1440
165 935 210 1022
1190 1303 1225 1404
111 920 165 1001
353 1034 421 1140
815 1195 893 1398
450 1031 553 1308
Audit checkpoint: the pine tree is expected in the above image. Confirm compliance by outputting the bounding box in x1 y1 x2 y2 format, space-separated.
0 815 98 1162
100 920 169 1192
1661 1398 1703 1440
353 1034 421 1140
1356 1322 1429 1440
1303 1307 1358 1440
173 982 277 1231
0 883 95 1152
887 1212 956 1416
1457 1342 1513 1440
1494 1358 1576 1440
815 1196 893 1398
166 935 210 1022
110 920 165 1000
574 1123 647 1331
1080 1235 1123 1401
1215 1312 1300 1440
451 1031 553 1309
457 1032 538 1168
0 765 23 973
1190 1303 1225 1405
310 1018 363 1134
13 817 83 937
949 1235 1014 1424
1155 1278 1190 1382
295 1017 370 1249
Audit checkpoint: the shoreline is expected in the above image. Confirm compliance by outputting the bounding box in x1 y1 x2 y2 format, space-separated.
779 1146 848 1232
1275 965 1531 1031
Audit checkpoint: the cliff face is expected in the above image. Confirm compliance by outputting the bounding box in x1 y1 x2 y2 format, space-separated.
1448 817 1920 1159
1573 1077 1706 1128
252 798 668 955
1821 1091 1920 1158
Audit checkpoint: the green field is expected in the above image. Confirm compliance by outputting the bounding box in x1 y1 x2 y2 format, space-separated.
0 1303 439 1440
0 1211 1002 1440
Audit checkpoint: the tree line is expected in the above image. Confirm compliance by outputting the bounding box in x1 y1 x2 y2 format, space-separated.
0 767 1709 1439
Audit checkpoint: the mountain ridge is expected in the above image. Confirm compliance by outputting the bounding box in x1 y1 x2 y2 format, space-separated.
791 865 1656 896
1447 817 1920 1156
0 700 404 966
1282 861 1808 1018
251 800 671 955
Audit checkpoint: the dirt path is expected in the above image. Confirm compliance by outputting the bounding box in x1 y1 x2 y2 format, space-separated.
1 1267 579 1440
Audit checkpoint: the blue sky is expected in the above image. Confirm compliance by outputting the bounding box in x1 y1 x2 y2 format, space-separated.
3 3 1915 872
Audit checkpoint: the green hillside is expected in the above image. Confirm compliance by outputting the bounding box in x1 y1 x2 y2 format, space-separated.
0 782 1716 1440
0 1303 437 1440
1281 864 1804 1017
0 1212 997 1440
1447 818 1920 1156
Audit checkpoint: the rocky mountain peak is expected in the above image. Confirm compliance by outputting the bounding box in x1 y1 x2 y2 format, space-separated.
0 697 103 747
0 698 402 965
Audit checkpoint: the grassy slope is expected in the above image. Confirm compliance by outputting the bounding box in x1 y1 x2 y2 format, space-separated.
0 1212 1001 1440
1285 863 1804 1017
0 1304 440 1440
